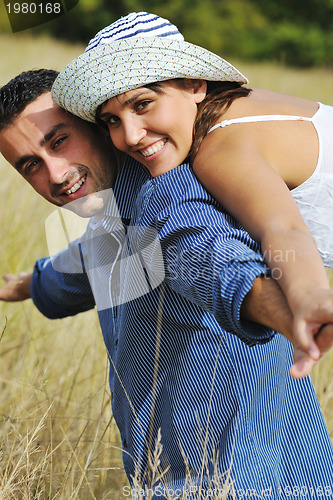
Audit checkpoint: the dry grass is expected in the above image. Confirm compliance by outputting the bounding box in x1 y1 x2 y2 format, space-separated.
235 60 333 105
0 33 332 499
0 33 129 499
0 34 84 84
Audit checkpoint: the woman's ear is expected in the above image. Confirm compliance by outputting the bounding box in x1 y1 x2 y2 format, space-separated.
187 79 207 103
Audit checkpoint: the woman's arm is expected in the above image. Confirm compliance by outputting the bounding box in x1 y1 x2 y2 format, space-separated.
194 127 332 360
242 275 333 378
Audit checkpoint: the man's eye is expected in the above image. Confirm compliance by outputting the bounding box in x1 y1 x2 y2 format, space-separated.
53 136 67 148
24 160 39 174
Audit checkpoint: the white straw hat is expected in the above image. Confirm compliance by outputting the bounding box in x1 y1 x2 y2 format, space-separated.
52 11 248 123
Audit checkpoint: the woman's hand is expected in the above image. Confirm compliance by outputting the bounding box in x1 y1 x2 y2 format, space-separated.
290 287 333 378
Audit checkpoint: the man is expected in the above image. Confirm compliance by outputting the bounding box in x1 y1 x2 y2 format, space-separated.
1 69 333 498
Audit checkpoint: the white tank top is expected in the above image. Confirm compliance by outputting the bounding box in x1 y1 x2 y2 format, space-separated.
207 103 333 268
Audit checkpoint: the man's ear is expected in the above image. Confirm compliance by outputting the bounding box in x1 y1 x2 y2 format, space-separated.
185 79 207 104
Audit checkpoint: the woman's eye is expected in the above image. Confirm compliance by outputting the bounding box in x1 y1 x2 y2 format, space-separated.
136 100 151 111
105 116 119 127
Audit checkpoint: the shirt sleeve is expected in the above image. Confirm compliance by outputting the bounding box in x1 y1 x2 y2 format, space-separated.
157 203 274 345
30 243 95 319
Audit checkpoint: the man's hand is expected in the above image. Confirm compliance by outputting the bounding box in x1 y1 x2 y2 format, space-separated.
0 272 32 301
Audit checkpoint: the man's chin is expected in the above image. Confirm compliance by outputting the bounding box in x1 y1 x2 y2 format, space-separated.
63 190 113 218
45 187 121 261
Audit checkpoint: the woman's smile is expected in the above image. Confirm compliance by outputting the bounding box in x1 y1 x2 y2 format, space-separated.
140 139 167 158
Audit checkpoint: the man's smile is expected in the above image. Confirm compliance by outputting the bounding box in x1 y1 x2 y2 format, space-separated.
65 174 87 195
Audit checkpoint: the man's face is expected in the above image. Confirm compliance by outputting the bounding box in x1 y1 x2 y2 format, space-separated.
0 92 116 217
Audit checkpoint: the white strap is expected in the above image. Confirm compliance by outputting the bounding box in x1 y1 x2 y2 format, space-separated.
208 115 313 134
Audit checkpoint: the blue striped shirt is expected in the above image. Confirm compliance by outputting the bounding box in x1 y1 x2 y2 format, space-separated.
31 157 333 498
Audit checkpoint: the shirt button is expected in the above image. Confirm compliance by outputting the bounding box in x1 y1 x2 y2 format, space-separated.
122 439 127 448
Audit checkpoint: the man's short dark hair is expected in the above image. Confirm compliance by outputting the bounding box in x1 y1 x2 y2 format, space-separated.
0 69 59 131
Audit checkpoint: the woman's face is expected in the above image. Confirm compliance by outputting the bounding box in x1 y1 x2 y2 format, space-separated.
98 79 206 177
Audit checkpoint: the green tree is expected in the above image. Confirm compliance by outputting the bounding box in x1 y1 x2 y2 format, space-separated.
14 0 333 67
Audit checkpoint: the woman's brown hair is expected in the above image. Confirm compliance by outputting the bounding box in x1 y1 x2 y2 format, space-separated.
190 81 252 162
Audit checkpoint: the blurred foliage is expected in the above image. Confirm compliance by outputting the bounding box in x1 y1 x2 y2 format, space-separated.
1 0 333 67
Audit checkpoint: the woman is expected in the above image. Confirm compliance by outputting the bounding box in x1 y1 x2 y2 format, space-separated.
52 12 333 366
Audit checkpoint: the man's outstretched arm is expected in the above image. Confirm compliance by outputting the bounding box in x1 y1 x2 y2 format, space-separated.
241 275 293 340
1 263 332 378
0 272 32 301
0 253 95 319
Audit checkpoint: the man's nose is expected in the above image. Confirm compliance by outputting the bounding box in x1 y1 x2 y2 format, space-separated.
46 157 70 185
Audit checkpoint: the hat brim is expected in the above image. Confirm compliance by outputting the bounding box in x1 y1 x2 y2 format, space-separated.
52 37 248 123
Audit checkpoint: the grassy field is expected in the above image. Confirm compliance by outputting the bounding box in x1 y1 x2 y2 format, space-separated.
0 33 332 499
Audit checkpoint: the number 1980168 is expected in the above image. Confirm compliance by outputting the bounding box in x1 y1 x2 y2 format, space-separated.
6 3 62 14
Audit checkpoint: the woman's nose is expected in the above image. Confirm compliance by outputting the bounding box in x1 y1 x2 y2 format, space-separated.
123 118 147 147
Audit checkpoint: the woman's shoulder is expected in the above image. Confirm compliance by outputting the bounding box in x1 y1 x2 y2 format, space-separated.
225 88 318 120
